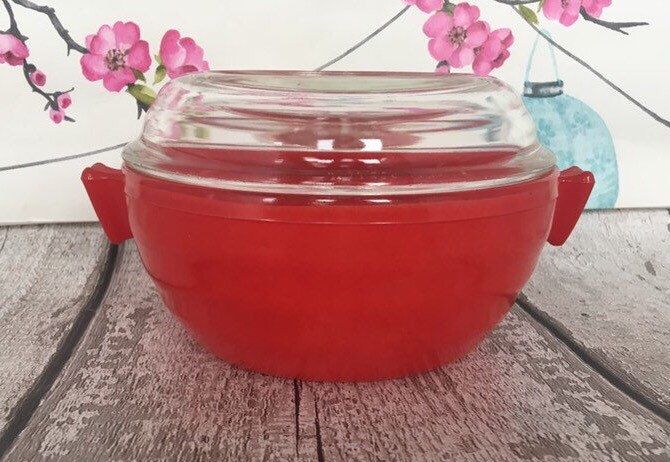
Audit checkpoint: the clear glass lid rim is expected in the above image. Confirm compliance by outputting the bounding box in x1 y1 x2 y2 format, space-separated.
166 70 506 95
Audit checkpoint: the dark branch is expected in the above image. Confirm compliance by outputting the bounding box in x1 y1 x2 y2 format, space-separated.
0 142 127 172
1 0 26 39
22 61 74 119
314 5 410 71
1 0 76 119
10 0 87 54
22 61 53 104
2 0 16 30
513 7 670 129
580 8 648 35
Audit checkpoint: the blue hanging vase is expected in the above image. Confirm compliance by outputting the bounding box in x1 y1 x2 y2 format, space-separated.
522 32 619 209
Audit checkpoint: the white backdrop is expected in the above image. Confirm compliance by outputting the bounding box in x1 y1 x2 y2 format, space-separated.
1 0 668 223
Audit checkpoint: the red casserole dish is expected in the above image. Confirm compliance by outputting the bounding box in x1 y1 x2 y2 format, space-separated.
82 71 593 381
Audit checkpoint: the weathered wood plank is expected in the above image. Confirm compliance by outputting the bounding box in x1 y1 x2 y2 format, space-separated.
0 224 108 434
301 307 670 462
5 243 302 461
525 210 670 410
6 214 670 461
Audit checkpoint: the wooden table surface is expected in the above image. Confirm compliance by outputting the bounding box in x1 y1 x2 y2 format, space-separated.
0 210 668 461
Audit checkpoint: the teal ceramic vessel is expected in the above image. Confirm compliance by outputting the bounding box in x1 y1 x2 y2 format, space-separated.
522 35 618 209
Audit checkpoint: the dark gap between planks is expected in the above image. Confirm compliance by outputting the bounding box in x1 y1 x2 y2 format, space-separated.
0 243 121 459
517 292 670 424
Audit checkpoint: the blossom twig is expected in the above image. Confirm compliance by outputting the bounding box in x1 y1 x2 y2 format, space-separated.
513 6 670 129
580 8 648 35
314 5 411 71
491 0 649 35
21 61 74 120
10 0 87 54
2 0 76 120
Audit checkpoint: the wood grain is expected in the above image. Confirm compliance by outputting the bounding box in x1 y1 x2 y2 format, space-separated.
4 243 302 461
0 224 108 434
301 307 670 462
4 214 670 461
525 210 670 410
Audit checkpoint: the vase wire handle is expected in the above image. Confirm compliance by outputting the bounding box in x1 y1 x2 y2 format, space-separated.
524 29 560 83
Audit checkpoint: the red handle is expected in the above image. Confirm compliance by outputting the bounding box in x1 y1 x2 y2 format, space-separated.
548 166 595 246
81 163 132 244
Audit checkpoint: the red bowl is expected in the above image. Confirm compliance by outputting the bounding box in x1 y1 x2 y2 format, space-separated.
82 162 593 381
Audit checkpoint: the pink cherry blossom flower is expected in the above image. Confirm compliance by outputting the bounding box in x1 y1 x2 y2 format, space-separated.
159 29 210 79
581 0 612 18
0 32 29 66
30 69 46 86
405 0 444 14
80 21 151 92
542 0 581 26
57 92 72 110
473 28 513 76
49 108 64 124
427 2 489 68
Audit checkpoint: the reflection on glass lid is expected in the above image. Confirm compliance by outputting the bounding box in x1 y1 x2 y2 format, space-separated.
123 71 555 195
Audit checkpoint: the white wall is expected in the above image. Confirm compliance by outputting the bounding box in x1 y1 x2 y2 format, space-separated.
0 0 668 223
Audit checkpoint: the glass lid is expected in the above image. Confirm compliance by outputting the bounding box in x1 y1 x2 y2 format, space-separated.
123 71 555 195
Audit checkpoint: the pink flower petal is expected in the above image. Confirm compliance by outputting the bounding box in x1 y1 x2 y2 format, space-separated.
465 21 490 47
12 37 27 58
567 0 582 13
542 0 563 20
126 40 151 71
560 10 580 26
0 34 12 54
480 37 502 61
30 70 46 86
428 37 455 61
493 49 510 69
160 30 209 78
449 46 475 68
160 29 187 73
423 12 453 38
452 3 475 27
113 21 140 51
0 34 29 64
473 56 493 76
172 64 199 77
491 28 513 48
89 25 115 55
103 67 135 92
466 4 480 22
16 42 28 59
5 53 25 66
170 63 209 79
57 92 72 110
584 0 611 16
179 37 205 67
49 108 64 124
415 0 443 13
0 34 26 57
85 34 96 50
544 0 581 25
80 53 108 81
